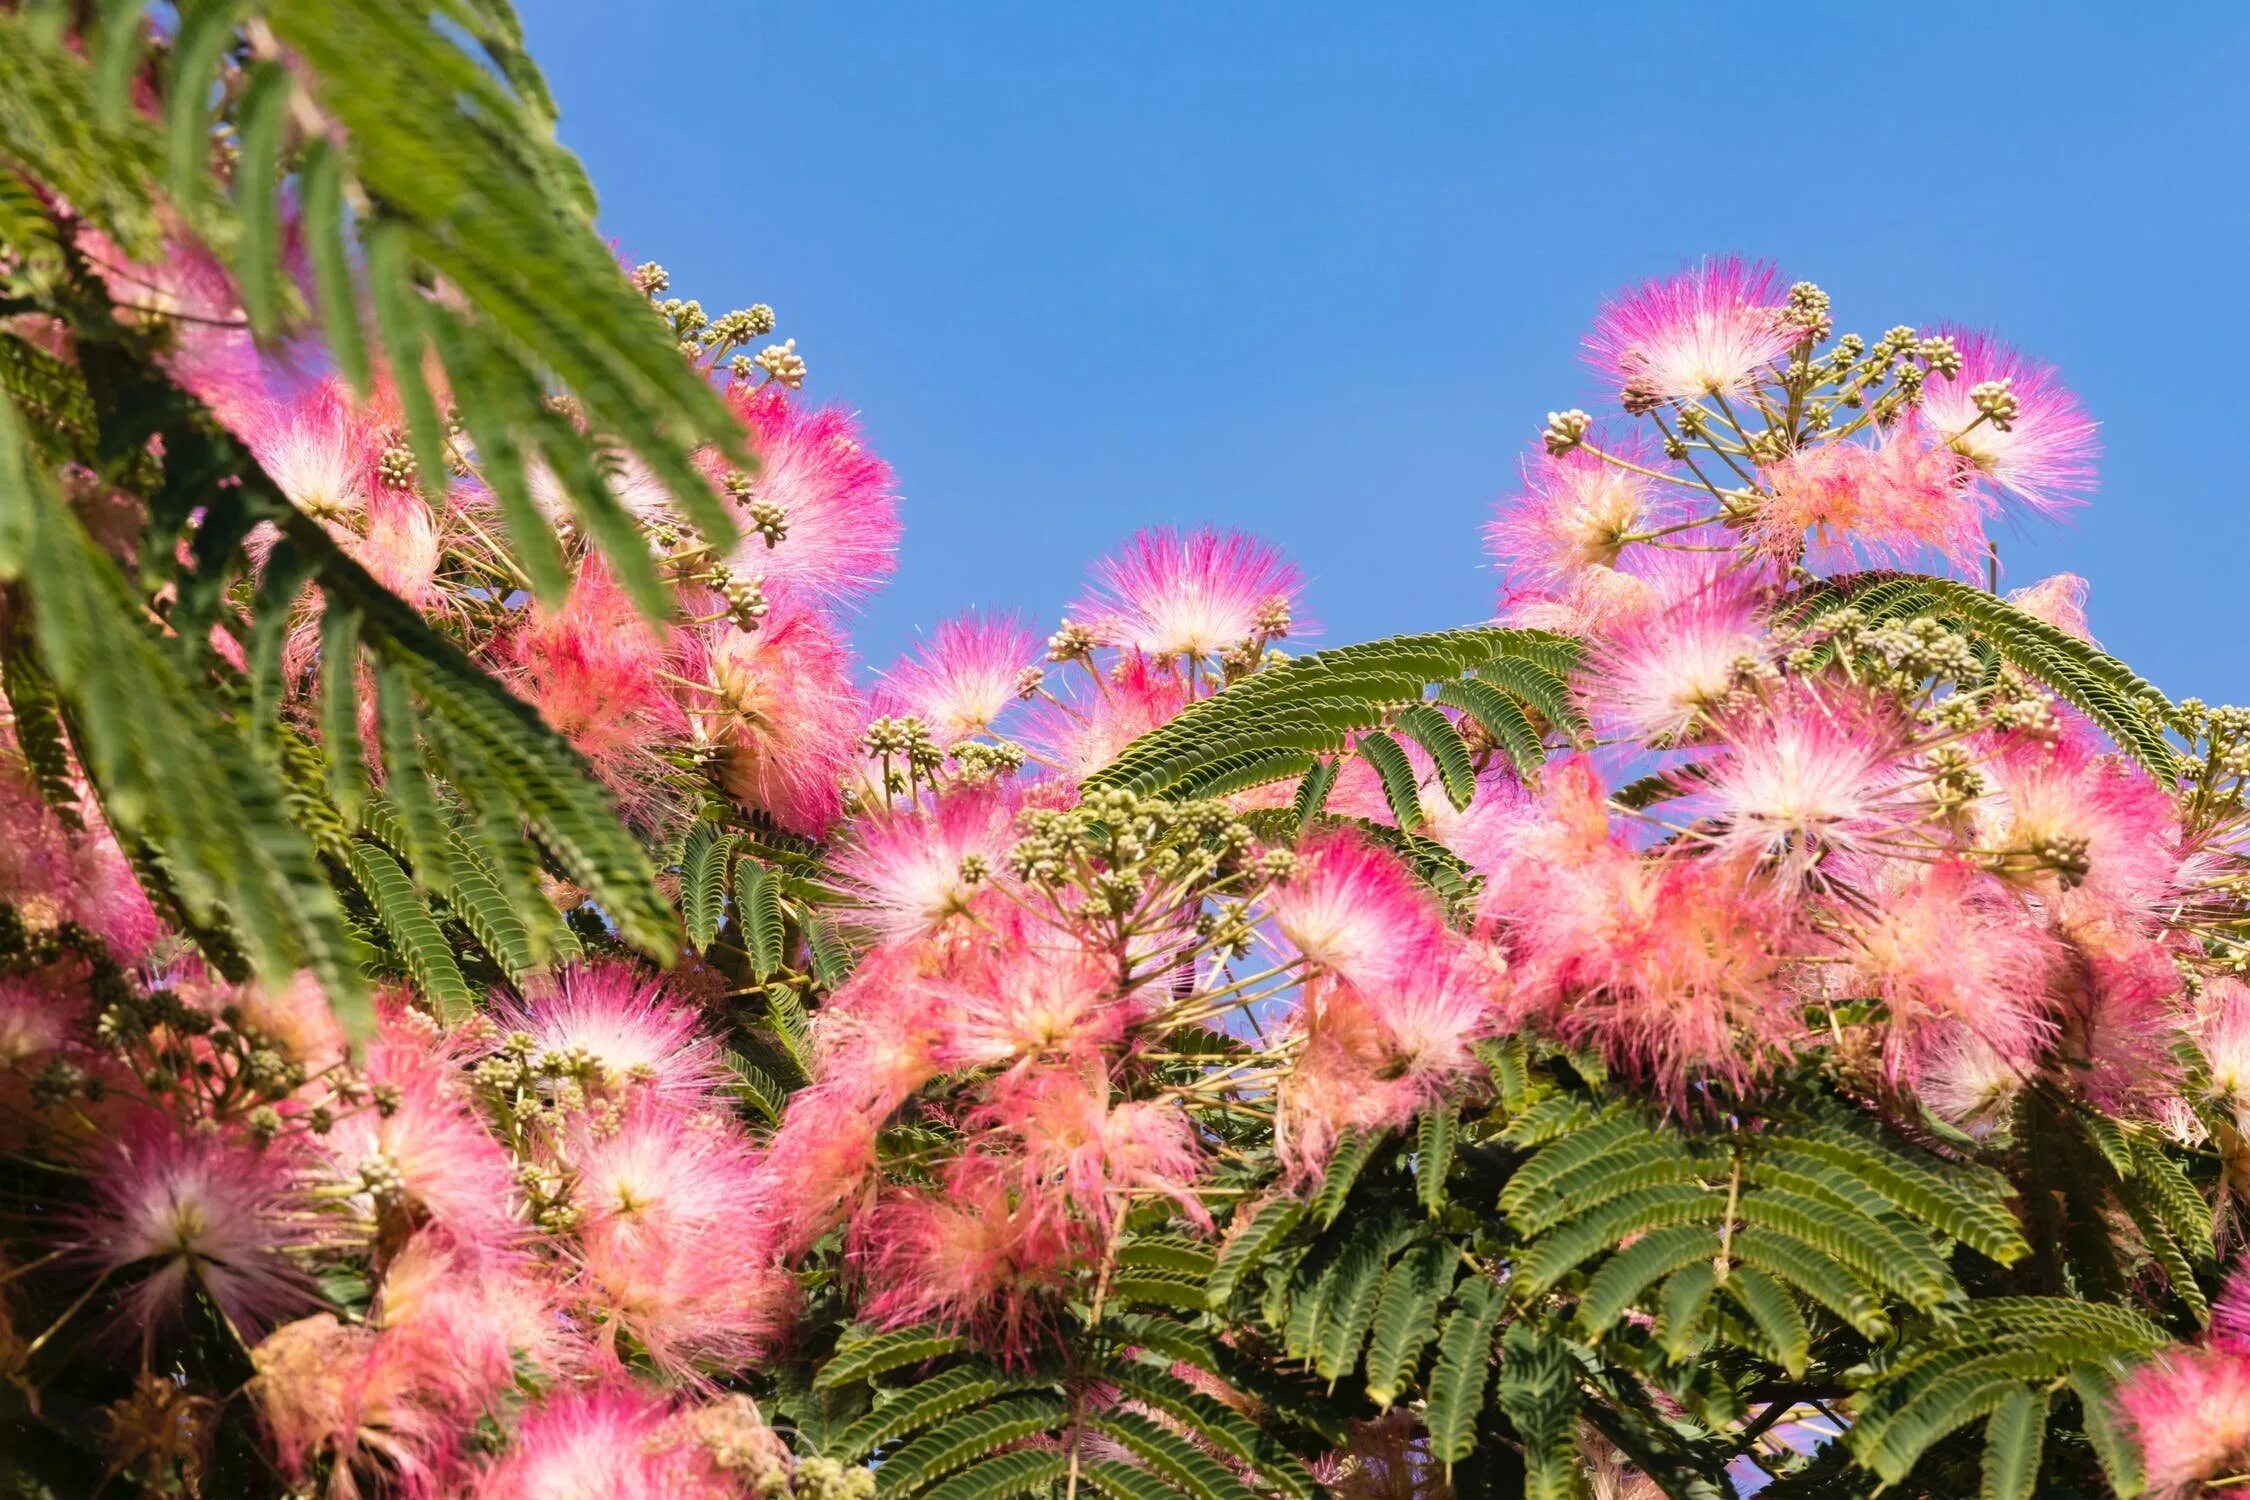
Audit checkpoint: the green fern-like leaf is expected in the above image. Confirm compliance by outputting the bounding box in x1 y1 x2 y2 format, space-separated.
1090 1412 1262 1500
1425 1277 1504 1468
919 1451 1072 1500
874 1396 1069 1497
830 1366 1032 1463
1496 1322 1580 1500
681 820 737 953
815 1326 972 1391
346 839 474 1023
1209 1198 1305 1309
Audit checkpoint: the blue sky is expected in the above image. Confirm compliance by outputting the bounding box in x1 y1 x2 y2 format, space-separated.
524 2 2250 702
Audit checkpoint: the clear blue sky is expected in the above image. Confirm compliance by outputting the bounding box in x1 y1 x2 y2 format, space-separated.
524 2 2250 702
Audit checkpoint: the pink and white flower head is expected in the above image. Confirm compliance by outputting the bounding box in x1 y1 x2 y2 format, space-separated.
81 231 266 427
0 971 79 1067
577 1184 794 1376
253 1312 469 1498
1486 443 1658 589
686 591 863 836
499 960 728 1111
1025 653 1191 787
2006 572 2096 643
984 1067 1209 1231
499 557 685 797
470 1383 734 1500
354 491 446 612
759 1082 884 1257
2197 978 2250 1122
1584 258 1796 406
1914 1027 2026 1134
934 917 1125 1072
1277 943 1490 1179
717 384 902 604
1073 527 1304 661
568 1105 769 1255
877 611 1037 745
76 1114 315 1338
1688 688 1918 883
1981 731 2181 923
1584 557 1770 743
1497 563 1658 636
242 379 385 524
1841 860 2059 1082
833 786 1021 940
853 1158 1079 1363
1261 830 1445 991
1753 418 1985 574
323 1010 521 1253
1919 327 2099 518
2116 1344 2250 1497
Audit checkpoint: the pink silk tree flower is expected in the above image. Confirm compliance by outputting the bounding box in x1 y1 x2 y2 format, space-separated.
253 1312 472 1500
1497 561 1659 636
716 383 902 605
498 557 685 796
75 1113 317 1340
1980 731 2183 926
496 960 730 1111
79 230 267 428
685 591 864 837
853 1158 1082 1363
2006 571 2096 643
1260 829 1446 992
1584 257 1797 406
1582 557 1771 744
1073 527 1304 662
931 917 1126 1074
876 611 1038 745
1685 688 1921 884
1753 419 1986 574
1024 652 1192 787
1919 327 2099 519
1486 442 1661 588
831 785 1021 941
1840 860 2061 1083
468 1384 738 1500
981 1066 1210 1231
757 1082 885 1258
240 378 387 524
322 1013 522 1256
2116 1344 2250 1497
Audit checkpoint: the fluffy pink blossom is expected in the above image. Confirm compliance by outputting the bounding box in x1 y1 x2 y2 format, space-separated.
832 786 1020 940
76 1114 315 1338
2213 1264 2250 1352
254 1312 470 1499
499 558 685 793
527 452 680 529
1753 419 1985 573
717 384 902 604
1981 732 2182 923
1261 830 1445 990
878 612 1037 744
1278 943 1491 1179
1481 767 1799 1097
933 919 1126 1073
2007 572 2096 643
573 1112 793 1376
2197 978 2250 1121
323 1012 521 1253
499 960 729 1110
687 592 863 835
1025 653 1191 785
1584 258 1797 405
469 1384 735 1500
1689 690 1917 882
354 491 446 611
759 1083 885 1257
854 1158 1081 1361
1914 1028 2026 1134
983 1068 1209 1230
0 971 78 1066
1919 328 2099 517
0 741 162 963
1486 445 1658 588
241 379 386 523
1841 861 2059 1081
2116 1345 2250 1496
1497 562 1659 635
1074 527 1304 660
1584 559 1770 743
80 231 266 426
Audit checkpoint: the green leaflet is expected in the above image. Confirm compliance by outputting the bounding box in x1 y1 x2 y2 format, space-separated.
1980 1386 2046 1500
345 838 474 1024
1496 1322 1580 1500
1362 1239 1458 1407
1424 1277 1503 1467
736 856 788 979
872 1395 1067 1496
814 1325 972 1391
680 821 738 953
